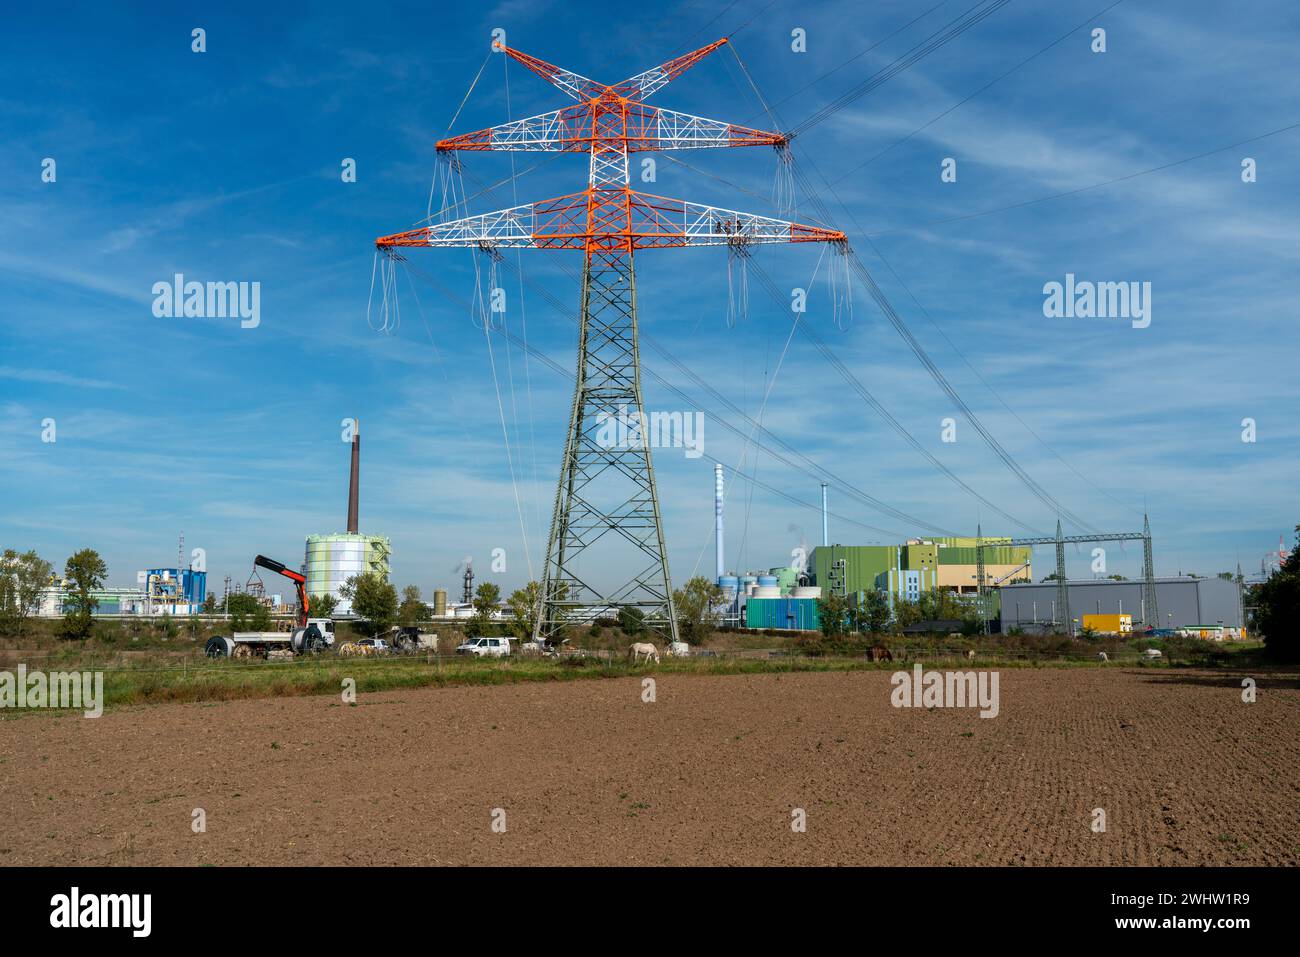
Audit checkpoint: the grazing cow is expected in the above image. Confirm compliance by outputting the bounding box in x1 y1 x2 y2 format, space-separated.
1096 651 1109 662
628 642 660 665
966 649 977 661
868 645 893 662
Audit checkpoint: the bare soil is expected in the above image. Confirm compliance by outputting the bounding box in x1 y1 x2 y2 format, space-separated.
1 668 1296 866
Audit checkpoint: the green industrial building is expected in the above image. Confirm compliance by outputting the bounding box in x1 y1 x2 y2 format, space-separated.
810 537 1033 602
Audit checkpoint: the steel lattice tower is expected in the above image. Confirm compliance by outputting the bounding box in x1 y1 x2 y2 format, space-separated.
376 39 845 642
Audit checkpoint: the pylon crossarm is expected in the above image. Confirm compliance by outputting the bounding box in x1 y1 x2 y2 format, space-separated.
436 103 783 153
634 106 783 150
632 193 846 247
609 38 730 100
378 191 845 250
437 105 585 152
375 200 540 249
496 43 606 100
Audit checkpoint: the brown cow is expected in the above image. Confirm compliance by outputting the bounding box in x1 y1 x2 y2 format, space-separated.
868 645 893 662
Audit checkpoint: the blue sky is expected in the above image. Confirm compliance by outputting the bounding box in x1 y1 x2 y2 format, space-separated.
2 0 1297 597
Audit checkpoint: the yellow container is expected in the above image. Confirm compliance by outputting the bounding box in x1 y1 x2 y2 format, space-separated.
1083 613 1132 635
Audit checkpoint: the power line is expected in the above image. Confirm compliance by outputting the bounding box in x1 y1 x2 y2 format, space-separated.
730 40 1100 534
787 0 1011 139
738 1 952 128
830 0 1127 183
867 119 1300 236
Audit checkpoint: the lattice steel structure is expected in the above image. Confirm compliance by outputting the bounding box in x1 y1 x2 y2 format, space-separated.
376 39 846 642
974 516 1159 636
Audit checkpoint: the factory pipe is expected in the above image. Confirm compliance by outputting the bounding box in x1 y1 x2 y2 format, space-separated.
821 482 829 547
347 419 360 534
714 463 725 580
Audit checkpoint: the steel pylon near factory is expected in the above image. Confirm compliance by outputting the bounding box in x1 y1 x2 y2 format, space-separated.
376 38 846 642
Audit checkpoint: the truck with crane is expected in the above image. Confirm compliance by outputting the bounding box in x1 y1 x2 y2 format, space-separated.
204 555 335 659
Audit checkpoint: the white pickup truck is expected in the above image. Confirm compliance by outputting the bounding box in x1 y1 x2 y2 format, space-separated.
204 618 336 659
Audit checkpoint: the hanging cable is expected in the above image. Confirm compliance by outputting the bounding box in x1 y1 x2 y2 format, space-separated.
725 241 750 328
828 241 853 332
772 143 796 220
503 49 544 557
368 249 402 335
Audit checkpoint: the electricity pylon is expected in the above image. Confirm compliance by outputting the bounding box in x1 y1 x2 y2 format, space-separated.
376 39 846 642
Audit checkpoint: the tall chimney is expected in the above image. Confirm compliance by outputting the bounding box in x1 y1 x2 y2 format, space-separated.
714 463 725 579
347 419 360 534
821 482 829 547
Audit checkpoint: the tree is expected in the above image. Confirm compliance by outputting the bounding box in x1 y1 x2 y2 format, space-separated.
311 592 339 618
466 582 501 638
672 576 723 644
817 591 851 638
917 589 976 624
617 604 646 636
1254 526 1300 662
61 548 107 640
507 581 542 639
341 573 399 635
202 592 217 614
0 548 54 638
849 588 890 635
891 598 923 631
397 585 429 626
227 593 271 631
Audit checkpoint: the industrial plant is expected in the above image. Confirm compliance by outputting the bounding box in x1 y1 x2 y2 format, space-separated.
303 420 390 615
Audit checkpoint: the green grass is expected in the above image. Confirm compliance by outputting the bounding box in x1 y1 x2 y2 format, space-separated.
1 653 894 715
0 639 1280 717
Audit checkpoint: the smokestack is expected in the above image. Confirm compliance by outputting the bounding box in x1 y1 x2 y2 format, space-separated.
347 419 360 534
821 483 829 547
714 463 725 579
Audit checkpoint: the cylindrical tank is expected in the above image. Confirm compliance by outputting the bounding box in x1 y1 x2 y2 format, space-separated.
770 566 799 592
741 575 758 588
754 585 781 598
757 575 779 588
433 589 448 616
304 533 392 616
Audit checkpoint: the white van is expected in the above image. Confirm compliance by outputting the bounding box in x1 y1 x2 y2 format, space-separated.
455 636 511 658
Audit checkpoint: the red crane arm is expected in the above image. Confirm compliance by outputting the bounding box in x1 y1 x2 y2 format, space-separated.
253 554 310 628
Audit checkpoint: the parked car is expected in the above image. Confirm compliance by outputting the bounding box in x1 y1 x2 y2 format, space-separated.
455 636 511 658
357 638 390 654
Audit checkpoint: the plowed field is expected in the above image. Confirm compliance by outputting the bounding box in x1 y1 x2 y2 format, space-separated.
2 668 1296 865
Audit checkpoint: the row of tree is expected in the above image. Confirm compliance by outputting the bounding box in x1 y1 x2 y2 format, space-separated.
0 547 107 640
816 586 980 638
